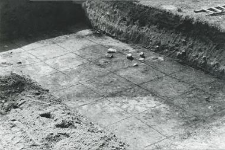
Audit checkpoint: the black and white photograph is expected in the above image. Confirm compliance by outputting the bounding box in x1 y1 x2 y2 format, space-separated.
1 0 225 149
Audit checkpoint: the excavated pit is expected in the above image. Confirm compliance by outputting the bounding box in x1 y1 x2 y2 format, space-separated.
1 0 225 80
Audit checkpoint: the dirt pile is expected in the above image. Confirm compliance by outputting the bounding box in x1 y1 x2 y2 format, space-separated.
0 73 54 115
0 73 128 150
83 0 225 79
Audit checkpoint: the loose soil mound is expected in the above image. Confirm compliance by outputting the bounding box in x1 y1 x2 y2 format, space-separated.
0 73 128 150
0 73 55 115
83 0 225 79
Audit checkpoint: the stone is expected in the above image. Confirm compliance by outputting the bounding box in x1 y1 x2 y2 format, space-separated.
133 63 138 67
139 52 145 58
127 54 134 60
158 57 164 61
107 48 117 53
161 5 178 12
105 54 113 58
155 45 160 51
152 57 158 60
139 58 145 62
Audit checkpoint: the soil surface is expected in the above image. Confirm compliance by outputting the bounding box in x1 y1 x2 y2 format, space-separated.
0 73 128 150
1 25 225 149
84 0 225 79
139 0 225 29
2 0 225 149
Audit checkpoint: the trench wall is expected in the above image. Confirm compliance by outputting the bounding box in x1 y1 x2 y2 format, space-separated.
84 0 225 79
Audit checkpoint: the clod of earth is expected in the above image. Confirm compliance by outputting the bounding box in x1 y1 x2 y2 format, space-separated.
39 112 52 118
155 45 161 52
55 120 75 128
205 96 210 102
1 62 12 66
177 50 187 59
181 39 187 45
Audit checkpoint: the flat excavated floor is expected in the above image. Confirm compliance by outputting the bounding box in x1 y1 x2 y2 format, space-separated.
1 26 225 149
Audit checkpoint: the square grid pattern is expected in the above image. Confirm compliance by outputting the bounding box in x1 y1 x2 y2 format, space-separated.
1 29 224 149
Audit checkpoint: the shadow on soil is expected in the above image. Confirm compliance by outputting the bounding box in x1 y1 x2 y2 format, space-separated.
0 24 89 53
0 0 90 52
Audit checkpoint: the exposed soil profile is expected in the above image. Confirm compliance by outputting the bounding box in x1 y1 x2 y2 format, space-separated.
83 0 225 79
0 73 128 150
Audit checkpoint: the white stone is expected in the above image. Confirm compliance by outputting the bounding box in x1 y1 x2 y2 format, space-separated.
107 48 117 53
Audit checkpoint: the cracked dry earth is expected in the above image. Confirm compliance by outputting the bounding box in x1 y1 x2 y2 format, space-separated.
1 26 225 149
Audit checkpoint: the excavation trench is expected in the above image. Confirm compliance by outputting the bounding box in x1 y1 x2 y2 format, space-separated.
1 1 225 149
83 0 225 80
1 0 225 80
